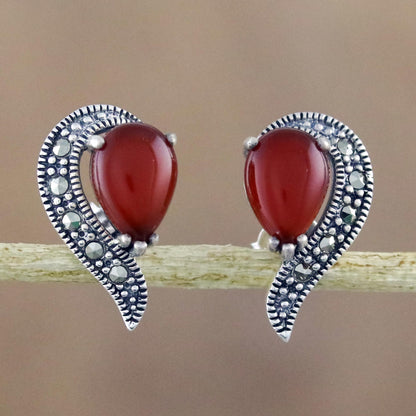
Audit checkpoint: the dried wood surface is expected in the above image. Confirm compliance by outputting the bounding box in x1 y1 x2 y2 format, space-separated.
0 243 415 292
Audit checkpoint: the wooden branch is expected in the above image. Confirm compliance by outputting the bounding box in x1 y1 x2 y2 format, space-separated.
0 243 415 292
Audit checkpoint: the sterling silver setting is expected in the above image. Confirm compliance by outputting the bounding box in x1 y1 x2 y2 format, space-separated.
245 112 373 342
37 104 169 330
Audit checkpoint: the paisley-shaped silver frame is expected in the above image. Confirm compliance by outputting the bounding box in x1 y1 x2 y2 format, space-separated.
37 105 148 330
248 112 373 342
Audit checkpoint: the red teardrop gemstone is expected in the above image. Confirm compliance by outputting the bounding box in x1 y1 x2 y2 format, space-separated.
90 123 177 242
244 128 330 245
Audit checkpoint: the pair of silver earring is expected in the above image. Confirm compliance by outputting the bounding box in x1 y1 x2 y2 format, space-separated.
38 104 373 342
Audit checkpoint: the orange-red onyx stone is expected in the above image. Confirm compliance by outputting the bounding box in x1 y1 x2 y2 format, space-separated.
90 123 177 242
244 128 330 245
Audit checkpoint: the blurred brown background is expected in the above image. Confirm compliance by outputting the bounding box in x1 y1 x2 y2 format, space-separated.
1 1 416 415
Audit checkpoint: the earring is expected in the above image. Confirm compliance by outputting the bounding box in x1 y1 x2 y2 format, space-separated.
37 105 178 330
244 112 373 342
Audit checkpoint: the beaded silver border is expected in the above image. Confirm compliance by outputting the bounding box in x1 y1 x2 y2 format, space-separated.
249 112 373 342
37 105 148 330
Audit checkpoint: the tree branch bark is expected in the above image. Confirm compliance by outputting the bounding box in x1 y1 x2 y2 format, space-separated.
0 243 415 292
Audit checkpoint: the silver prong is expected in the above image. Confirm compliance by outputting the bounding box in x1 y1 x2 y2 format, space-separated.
132 241 147 257
281 243 296 262
317 136 331 151
148 233 159 246
243 136 259 156
251 229 270 250
87 134 105 151
166 133 177 146
268 236 280 252
306 220 318 235
297 234 308 250
117 234 132 248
